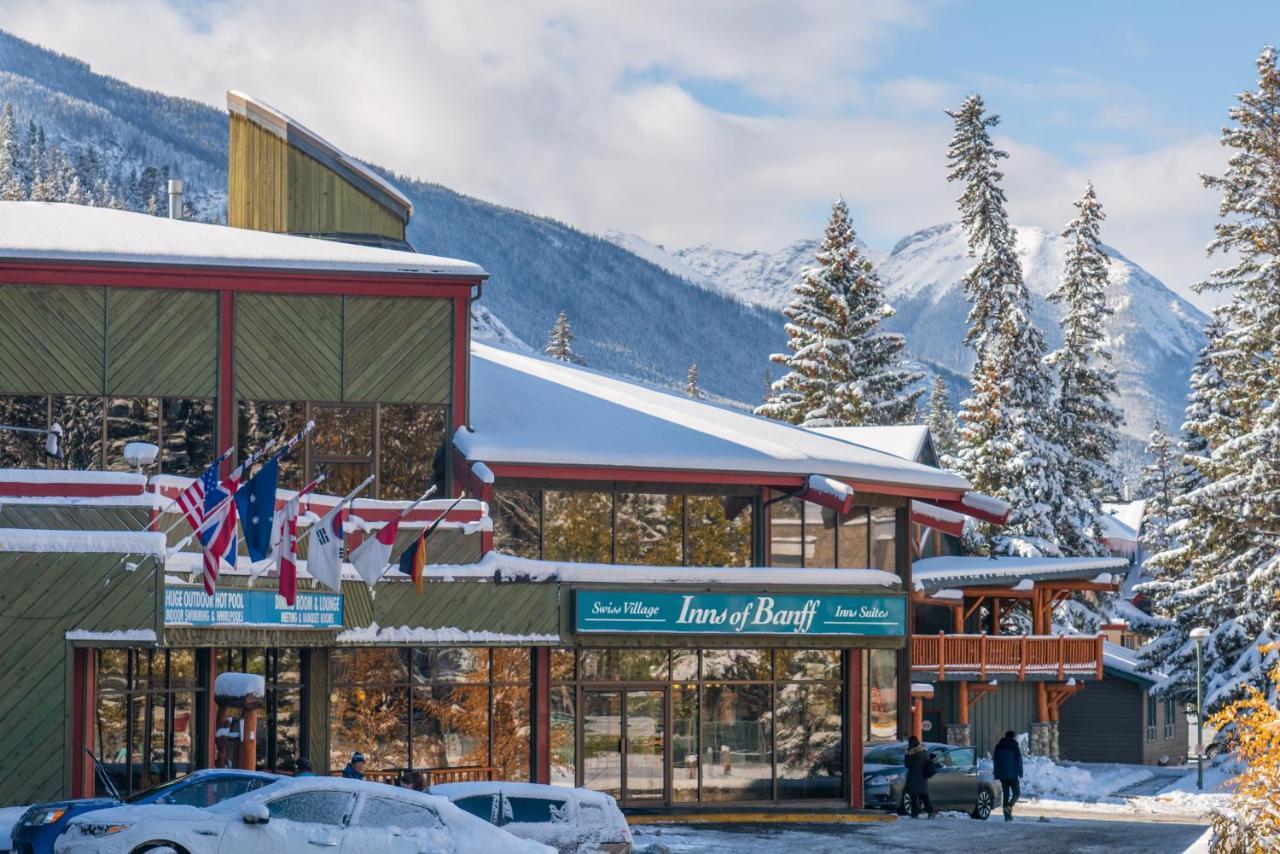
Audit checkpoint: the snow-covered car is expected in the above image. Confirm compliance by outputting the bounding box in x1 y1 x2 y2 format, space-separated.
431 782 632 853
54 776 553 854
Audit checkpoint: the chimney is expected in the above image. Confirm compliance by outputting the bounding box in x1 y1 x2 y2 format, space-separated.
167 179 184 219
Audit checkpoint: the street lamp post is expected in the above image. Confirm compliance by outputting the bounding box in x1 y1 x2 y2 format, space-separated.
1190 626 1210 791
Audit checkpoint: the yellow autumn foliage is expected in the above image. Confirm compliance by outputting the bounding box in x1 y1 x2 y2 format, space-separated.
1208 647 1280 853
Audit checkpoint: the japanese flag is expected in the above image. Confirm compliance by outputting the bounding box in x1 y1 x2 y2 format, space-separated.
307 506 345 594
350 519 401 588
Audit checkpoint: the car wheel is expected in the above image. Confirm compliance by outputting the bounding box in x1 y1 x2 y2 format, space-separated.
132 843 188 854
972 787 994 820
896 791 909 816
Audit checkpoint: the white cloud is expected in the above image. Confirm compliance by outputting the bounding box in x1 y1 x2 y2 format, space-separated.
0 0 1229 310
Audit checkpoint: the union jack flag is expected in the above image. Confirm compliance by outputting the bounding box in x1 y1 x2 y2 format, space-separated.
174 449 233 534
198 466 241 596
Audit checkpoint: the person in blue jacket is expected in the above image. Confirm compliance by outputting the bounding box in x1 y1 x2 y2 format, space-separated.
341 752 366 780
992 731 1024 821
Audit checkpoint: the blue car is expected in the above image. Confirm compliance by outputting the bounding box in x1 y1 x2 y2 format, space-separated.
11 767 280 854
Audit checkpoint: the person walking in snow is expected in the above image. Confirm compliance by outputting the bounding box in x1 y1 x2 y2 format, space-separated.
993 731 1023 821
903 736 936 818
341 752 366 780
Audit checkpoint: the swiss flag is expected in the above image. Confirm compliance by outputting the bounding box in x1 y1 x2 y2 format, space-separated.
350 519 401 588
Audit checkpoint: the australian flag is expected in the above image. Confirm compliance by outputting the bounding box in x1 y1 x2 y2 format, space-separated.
234 456 279 562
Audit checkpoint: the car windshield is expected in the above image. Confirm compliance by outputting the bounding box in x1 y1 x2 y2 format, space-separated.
863 746 906 765
126 777 193 804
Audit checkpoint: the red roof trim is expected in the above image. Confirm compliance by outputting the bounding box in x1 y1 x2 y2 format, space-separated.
486 462 804 488
0 260 480 298
0 480 144 498
919 497 1010 526
910 509 965 537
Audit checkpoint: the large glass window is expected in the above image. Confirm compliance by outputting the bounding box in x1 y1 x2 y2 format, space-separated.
493 489 542 559
616 493 683 565
214 648 308 773
0 395 214 474
802 502 837 568
687 496 752 567
237 401 447 498
838 508 870 569
871 508 897 572
555 649 843 803
330 647 532 780
866 649 898 742
543 491 613 563
94 648 206 797
768 496 803 569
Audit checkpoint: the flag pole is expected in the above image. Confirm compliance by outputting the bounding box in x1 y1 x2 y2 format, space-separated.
396 483 439 519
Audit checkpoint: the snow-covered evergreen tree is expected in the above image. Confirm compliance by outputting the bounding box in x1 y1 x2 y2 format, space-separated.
545 310 586 365
923 376 959 465
0 104 24 200
1046 183 1122 555
1138 423 1177 558
758 197 921 427
684 363 701 399
1141 48 1280 708
946 94 1066 557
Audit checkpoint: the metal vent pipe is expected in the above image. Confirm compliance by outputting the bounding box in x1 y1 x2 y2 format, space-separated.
167 179 185 219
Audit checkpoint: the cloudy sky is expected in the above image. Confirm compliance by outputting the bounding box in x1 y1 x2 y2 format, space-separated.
3 0 1276 308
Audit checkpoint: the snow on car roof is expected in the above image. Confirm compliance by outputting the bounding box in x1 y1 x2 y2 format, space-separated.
0 202 485 278
912 554 1130 593
431 782 617 806
460 344 971 494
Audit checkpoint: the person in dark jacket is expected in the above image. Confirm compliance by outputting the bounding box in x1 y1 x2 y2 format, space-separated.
294 757 315 777
903 736 936 818
341 752 366 780
992 731 1024 821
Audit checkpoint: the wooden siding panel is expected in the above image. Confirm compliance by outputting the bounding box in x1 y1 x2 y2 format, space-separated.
0 505 148 531
0 550 157 804
287 148 405 241
107 288 218 397
1059 676 1144 764
0 285 105 394
344 297 452 403
235 293 342 401
228 113 289 233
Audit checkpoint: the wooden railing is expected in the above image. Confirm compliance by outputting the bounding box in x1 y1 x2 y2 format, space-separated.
328 765 496 786
911 633 1104 681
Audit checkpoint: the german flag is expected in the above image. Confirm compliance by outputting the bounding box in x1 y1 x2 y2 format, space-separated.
397 532 427 593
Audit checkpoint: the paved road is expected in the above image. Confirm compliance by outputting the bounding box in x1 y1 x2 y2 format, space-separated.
633 814 1208 854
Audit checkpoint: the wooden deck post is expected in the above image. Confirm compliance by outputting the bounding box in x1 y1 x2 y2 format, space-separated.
938 631 946 681
1036 681 1049 722
1019 635 1028 680
912 697 924 742
1057 634 1066 680
991 597 1002 634
957 681 970 726
1096 635 1105 680
979 633 988 680
952 604 964 634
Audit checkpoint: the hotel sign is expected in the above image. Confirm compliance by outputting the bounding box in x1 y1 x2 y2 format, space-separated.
164 586 343 629
574 590 905 637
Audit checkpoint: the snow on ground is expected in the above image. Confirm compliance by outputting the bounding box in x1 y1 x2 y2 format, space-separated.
1009 754 1232 819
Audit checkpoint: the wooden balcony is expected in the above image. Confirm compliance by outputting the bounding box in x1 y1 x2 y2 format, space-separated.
911 632 1104 681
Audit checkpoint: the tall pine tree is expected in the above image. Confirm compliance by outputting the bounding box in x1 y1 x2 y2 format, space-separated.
758 198 921 427
1045 183 1122 555
923 376 959 465
1138 422 1177 559
544 310 586 365
684 364 701 399
946 95 1066 557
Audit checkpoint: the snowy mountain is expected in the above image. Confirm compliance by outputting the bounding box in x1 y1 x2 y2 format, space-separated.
623 223 1208 447
0 30 783 404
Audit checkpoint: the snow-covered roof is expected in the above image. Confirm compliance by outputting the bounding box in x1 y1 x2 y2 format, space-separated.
1099 512 1138 544
418 551 903 588
811 425 932 462
1103 641 1162 690
1103 499 1146 534
0 527 166 557
459 344 970 494
0 202 485 278
912 554 1130 593
228 90 414 217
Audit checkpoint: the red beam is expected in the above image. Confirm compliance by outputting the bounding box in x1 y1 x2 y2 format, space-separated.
0 480 143 498
0 260 480 298
487 462 805 488
921 497 1010 526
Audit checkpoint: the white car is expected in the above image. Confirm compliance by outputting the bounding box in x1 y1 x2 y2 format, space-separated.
431 782 632 854
55 776 553 854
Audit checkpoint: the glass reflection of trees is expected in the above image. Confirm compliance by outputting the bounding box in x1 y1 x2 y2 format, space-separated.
494 489 754 567
767 493 899 572
94 648 202 797
552 648 843 803
328 647 531 781
215 648 307 773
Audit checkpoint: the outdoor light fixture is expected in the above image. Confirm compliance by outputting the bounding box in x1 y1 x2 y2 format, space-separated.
0 422 63 460
123 441 160 472
1190 626 1210 791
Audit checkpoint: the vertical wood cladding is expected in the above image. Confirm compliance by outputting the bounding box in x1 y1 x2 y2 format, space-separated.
1058 676 1144 763
227 113 404 241
0 284 105 394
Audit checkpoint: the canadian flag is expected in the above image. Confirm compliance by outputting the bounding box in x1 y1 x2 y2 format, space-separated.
273 496 302 606
350 519 401 588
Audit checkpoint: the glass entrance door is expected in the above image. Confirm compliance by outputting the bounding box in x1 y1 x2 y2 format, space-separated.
625 690 665 801
582 689 668 803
